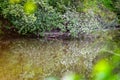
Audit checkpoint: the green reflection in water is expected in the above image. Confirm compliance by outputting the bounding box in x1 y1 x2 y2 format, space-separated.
0 30 119 80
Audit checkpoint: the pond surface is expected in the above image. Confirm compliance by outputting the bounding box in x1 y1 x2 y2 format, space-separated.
0 30 119 80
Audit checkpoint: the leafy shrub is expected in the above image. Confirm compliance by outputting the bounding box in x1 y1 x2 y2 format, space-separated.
61 11 100 37
61 10 118 38
0 0 65 36
0 0 119 37
48 0 84 13
98 0 120 23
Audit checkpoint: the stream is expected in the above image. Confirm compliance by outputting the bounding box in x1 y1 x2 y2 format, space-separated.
0 30 119 80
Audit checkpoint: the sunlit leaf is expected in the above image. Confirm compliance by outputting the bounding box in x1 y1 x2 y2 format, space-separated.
62 72 82 80
9 0 21 4
24 1 37 14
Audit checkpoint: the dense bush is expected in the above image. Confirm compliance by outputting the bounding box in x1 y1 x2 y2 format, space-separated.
0 0 119 37
61 10 118 38
0 0 65 36
98 0 120 23
61 11 101 37
48 0 84 13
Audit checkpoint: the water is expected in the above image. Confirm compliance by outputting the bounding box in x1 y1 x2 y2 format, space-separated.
0 30 119 80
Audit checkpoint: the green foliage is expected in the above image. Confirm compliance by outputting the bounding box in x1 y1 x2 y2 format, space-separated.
48 0 84 13
24 1 37 14
9 0 21 4
61 10 112 37
0 0 65 36
0 0 9 14
48 0 67 13
83 0 98 12
94 33 120 80
99 0 114 10
0 0 119 37
98 0 120 23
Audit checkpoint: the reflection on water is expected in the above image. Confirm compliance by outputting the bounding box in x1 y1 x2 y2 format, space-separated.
0 30 118 80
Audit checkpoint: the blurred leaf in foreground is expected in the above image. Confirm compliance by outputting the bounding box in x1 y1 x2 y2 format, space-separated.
93 59 112 80
45 76 59 80
62 72 83 80
24 1 37 14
